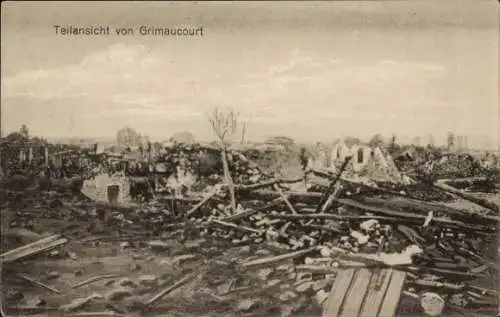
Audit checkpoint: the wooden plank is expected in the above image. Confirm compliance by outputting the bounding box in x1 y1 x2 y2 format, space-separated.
0 235 61 258
273 184 298 214
322 268 356 317
336 198 491 232
359 269 394 317
1 237 68 264
378 270 407 317
235 178 303 191
316 156 351 213
340 268 372 317
242 247 317 269
210 219 262 235
434 179 499 213
186 190 216 217
360 196 499 224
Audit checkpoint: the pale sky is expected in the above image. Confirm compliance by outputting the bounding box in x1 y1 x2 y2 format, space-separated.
1 1 499 148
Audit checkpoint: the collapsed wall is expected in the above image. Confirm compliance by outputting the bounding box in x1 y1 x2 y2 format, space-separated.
326 145 413 185
81 172 132 205
357 147 413 185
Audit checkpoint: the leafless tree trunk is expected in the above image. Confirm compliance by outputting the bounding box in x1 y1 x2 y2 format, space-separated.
208 108 239 212
240 121 247 144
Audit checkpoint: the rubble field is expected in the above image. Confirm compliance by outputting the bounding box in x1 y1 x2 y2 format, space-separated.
1 150 499 317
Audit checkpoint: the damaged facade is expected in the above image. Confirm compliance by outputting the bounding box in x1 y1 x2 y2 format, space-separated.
309 139 412 185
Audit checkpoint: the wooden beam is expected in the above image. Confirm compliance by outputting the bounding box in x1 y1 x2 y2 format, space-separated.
242 247 317 269
359 196 500 224
340 269 373 317
1 235 68 264
15 273 61 294
434 179 499 213
242 190 323 204
210 219 262 235
221 197 284 222
323 268 356 317
337 198 494 232
186 190 216 217
218 146 236 212
359 269 394 317
235 178 303 191
145 271 199 306
309 169 413 199
378 270 407 317
268 213 400 222
316 157 351 213
273 184 298 214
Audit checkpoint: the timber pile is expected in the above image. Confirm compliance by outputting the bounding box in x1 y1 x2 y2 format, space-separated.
2 148 499 316
420 153 487 180
93 154 499 315
155 143 276 185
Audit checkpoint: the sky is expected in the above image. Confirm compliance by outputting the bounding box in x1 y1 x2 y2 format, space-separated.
1 1 499 148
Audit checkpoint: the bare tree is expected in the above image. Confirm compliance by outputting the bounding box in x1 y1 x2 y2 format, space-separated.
209 108 239 144
20 124 29 139
387 134 399 154
208 107 239 212
447 132 455 150
388 134 397 147
368 134 384 147
240 115 252 144
240 121 248 144
117 126 141 149
344 136 361 148
427 134 435 148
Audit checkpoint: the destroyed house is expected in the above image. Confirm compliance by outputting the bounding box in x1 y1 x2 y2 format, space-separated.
327 138 411 184
151 143 222 177
331 139 378 172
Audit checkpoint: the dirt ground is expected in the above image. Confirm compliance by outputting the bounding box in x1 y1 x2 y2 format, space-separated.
1 193 323 317
1 190 499 317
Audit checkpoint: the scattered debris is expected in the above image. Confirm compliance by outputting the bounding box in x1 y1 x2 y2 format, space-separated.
147 240 171 252
46 271 60 279
72 274 121 289
1 140 498 317
145 271 199 306
60 293 104 313
129 263 142 272
138 274 157 286
243 247 318 269
420 292 446 316
67 251 78 260
15 273 61 294
172 254 198 267
105 287 134 301
236 298 258 312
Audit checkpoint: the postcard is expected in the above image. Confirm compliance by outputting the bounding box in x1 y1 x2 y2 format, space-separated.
1 1 499 316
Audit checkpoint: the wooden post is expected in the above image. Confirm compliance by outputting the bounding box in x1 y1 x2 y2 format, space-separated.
0 146 4 177
55 155 62 169
221 147 236 211
28 147 33 164
240 122 247 144
208 108 240 213
44 147 49 165
147 142 152 164
315 156 352 213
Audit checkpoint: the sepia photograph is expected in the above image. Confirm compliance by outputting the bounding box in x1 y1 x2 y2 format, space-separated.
1 1 499 316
